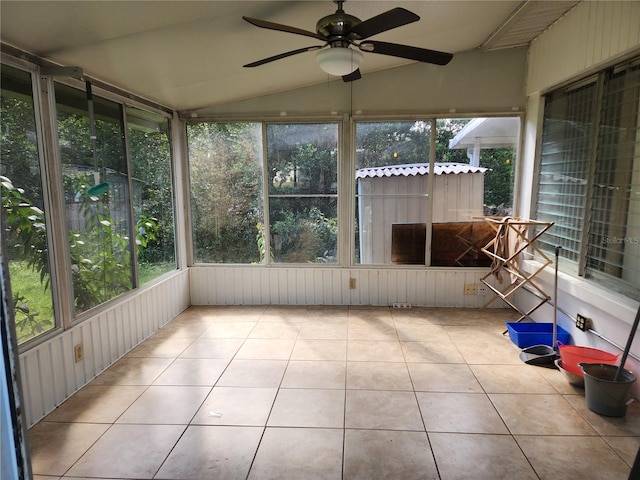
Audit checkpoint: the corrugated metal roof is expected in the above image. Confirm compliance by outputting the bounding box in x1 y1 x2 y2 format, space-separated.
355 163 487 179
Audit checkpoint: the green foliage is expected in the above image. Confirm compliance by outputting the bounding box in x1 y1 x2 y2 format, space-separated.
12 292 51 341
68 189 133 310
1 175 165 334
1 176 50 286
188 122 263 263
481 149 515 213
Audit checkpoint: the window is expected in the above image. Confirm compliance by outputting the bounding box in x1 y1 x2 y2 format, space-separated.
188 122 264 263
536 57 640 300
187 122 338 264
55 82 134 313
267 123 338 264
1 65 56 343
126 107 177 283
355 118 516 266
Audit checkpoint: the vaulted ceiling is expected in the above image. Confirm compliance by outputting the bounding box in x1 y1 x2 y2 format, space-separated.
1 1 579 111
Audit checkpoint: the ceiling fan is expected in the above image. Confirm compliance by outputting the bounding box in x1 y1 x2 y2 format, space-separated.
243 0 453 82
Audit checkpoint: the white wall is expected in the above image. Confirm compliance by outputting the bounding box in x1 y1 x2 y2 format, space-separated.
19 270 190 427
190 266 504 309
518 0 640 395
190 48 528 117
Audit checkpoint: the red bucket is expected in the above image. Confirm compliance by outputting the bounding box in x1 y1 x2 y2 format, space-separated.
559 344 619 376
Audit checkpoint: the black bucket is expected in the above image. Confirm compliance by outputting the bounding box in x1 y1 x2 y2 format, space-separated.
580 363 636 417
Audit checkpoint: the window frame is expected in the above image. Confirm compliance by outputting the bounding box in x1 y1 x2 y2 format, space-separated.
534 56 640 301
1 55 179 349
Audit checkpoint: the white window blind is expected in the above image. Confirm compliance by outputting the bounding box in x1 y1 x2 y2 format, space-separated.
536 57 640 300
536 79 597 262
587 61 640 296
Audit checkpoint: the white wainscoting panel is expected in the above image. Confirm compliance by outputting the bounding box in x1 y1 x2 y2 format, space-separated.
527 0 640 95
190 266 504 309
20 270 189 427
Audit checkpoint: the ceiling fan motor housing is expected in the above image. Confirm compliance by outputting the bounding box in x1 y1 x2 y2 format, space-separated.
316 9 362 46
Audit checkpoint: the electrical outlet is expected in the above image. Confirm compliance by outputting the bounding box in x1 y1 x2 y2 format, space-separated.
576 314 591 332
477 283 488 295
349 277 356 289
74 343 83 363
464 283 477 295
392 302 411 308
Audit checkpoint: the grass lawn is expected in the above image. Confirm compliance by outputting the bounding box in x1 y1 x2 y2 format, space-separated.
8 260 55 343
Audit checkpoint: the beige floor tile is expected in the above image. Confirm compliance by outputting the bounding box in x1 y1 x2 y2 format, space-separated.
216 359 288 387
43 385 145 423
248 322 302 339
213 305 267 321
65 424 184 478
347 361 413 390
347 340 404 362
396 324 450 342
126 335 194 357
400 341 465 363
179 338 244 358
347 323 398 341
445 325 513 346
407 363 484 392
490 393 598 435
281 360 346 389
564 394 640 435
298 321 348 339
90 357 173 386
259 306 308 322
306 306 349 322
470 364 557 393
248 427 343 480
116 385 210 424
291 339 347 361
192 386 278 426
152 358 229 386
343 429 438 480
516 435 631 480
391 307 443 325
155 425 263 479
452 340 522 364
234 338 296 360
32 476 61 480
267 388 345 428
604 436 640 467
151 322 209 339
345 390 424 431
349 307 393 323
29 422 110 476
417 392 509 434
199 321 257 338
429 432 538 480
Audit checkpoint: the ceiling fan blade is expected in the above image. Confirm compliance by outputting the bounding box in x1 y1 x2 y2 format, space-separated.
342 69 362 82
349 7 419 40
360 40 453 65
243 46 322 68
243 17 326 41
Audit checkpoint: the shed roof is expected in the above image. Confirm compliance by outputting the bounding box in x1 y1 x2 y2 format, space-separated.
356 163 487 179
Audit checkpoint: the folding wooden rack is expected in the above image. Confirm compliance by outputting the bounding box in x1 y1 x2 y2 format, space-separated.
480 217 554 322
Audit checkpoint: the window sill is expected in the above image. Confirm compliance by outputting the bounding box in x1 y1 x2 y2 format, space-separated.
521 258 639 326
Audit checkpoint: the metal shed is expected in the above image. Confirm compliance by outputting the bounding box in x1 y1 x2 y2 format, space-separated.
356 162 487 264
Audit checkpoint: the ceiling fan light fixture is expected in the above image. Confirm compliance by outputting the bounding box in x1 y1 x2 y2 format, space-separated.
315 47 363 76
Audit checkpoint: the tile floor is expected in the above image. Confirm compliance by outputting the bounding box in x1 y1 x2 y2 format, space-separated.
29 305 640 480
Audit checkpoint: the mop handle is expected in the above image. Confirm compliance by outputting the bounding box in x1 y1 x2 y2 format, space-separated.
615 301 640 382
553 246 561 349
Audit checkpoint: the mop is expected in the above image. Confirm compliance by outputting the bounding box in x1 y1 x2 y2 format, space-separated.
519 245 561 365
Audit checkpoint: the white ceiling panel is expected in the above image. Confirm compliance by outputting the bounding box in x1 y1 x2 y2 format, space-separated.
1 1 578 110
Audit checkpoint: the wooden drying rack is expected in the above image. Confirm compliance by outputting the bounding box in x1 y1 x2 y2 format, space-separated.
479 217 554 322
